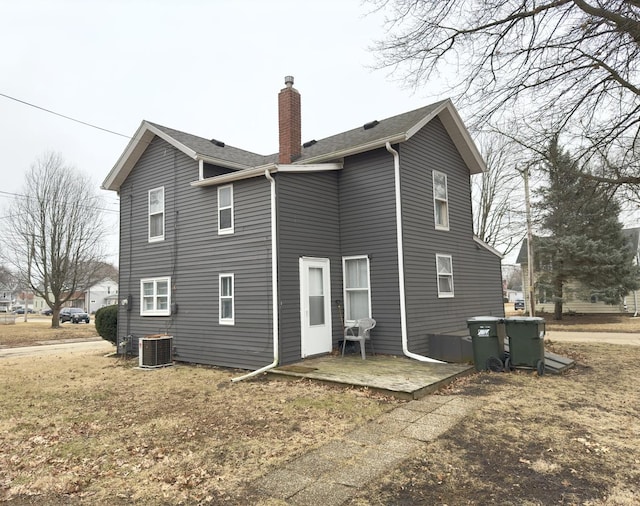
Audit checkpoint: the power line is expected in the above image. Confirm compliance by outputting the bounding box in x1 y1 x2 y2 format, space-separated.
0 92 131 139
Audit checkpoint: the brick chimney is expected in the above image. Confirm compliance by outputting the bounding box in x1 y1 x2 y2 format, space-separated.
278 75 301 164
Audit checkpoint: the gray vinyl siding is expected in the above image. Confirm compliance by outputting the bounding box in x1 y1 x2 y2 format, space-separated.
339 149 403 355
118 136 273 370
400 117 504 355
276 171 342 365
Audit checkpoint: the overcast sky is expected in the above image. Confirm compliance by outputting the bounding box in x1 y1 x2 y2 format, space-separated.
1 0 454 264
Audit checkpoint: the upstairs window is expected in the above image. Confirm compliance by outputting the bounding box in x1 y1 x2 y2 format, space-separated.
436 254 454 298
148 187 165 242
218 185 234 234
433 171 449 230
343 256 371 323
141 277 171 316
219 274 234 325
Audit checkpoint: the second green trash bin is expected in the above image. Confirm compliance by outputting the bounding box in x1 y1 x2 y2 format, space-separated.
504 316 546 375
467 316 506 372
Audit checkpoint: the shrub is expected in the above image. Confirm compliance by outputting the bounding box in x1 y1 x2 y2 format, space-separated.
95 305 118 344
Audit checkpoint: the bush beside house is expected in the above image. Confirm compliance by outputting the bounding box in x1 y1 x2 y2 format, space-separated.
95 305 117 344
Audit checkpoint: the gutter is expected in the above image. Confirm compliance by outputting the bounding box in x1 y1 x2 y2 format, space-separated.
231 169 280 381
386 142 444 364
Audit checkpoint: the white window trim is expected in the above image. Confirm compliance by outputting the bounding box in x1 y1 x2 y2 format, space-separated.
436 254 454 298
432 171 449 231
140 276 171 316
148 186 165 242
218 185 234 235
219 273 235 325
342 255 372 325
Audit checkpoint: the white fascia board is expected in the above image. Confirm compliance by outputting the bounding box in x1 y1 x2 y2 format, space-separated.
277 163 342 172
296 134 406 164
190 162 343 187
191 165 277 187
101 121 153 191
473 236 503 258
146 123 198 159
101 121 198 192
413 100 486 175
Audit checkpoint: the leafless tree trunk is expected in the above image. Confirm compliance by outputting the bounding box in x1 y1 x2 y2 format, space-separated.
1 152 107 328
370 0 640 187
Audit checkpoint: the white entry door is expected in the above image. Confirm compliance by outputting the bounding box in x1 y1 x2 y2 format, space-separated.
300 257 332 357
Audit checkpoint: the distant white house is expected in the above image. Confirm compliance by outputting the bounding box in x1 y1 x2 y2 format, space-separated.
32 278 119 313
85 278 119 313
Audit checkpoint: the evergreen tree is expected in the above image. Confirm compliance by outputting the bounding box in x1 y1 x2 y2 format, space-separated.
534 138 638 320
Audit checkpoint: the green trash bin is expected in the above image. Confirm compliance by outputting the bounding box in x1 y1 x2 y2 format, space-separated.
504 317 546 375
467 317 505 372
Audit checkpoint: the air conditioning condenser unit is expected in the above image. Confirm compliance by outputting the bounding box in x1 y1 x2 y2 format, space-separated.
139 335 173 368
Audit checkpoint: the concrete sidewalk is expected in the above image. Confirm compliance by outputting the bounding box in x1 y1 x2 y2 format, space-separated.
546 330 640 346
253 395 481 505
0 338 114 359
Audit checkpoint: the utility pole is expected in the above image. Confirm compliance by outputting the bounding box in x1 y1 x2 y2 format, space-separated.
523 164 536 317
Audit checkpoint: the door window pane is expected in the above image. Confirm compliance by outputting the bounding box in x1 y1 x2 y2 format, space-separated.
308 267 324 325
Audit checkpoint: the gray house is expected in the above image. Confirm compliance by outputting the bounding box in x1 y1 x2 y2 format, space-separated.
102 77 504 372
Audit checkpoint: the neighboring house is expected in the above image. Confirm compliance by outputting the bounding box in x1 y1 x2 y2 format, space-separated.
0 288 12 312
31 279 119 314
101 76 504 370
85 278 119 313
517 229 640 314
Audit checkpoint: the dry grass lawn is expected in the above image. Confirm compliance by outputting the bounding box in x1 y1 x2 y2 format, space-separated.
0 317 97 348
2 315 639 504
2 312 638 351
0 352 399 504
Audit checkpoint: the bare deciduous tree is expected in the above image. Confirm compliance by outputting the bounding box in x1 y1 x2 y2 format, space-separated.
370 0 640 185
472 135 526 256
2 152 107 327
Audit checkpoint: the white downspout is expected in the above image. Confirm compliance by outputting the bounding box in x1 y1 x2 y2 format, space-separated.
386 142 444 364
231 169 280 381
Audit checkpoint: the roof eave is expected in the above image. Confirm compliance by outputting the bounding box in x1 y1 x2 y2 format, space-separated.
424 100 486 175
473 236 503 258
296 133 407 164
101 121 201 192
190 162 343 187
196 155 252 171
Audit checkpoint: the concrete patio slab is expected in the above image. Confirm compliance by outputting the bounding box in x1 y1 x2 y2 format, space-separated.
269 354 474 399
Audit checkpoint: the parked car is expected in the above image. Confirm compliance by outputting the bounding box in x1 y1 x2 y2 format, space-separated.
514 299 525 311
13 307 34 314
59 307 90 324
41 308 53 316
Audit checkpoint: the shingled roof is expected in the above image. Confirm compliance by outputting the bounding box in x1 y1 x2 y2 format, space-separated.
102 98 484 192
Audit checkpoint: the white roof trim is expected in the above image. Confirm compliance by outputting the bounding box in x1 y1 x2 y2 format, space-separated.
297 101 485 175
101 121 253 192
277 163 342 173
435 102 486 175
473 236 503 258
101 121 198 192
190 162 343 187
